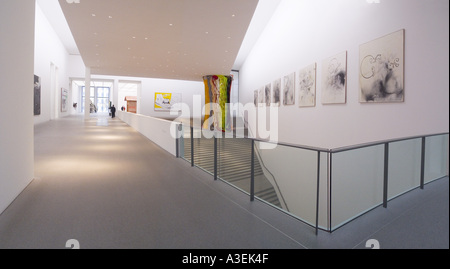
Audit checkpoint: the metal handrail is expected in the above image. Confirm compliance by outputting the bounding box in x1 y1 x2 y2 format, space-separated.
179 121 448 234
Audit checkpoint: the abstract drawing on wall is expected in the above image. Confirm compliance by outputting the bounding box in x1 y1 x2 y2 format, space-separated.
258 86 264 106
322 51 347 104
61 88 68 112
254 90 258 107
34 75 41 116
264 83 271 107
203 75 233 132
272 78 281 107
359 29 405 103
154 92 182 112
297 63 317 107
283 72 295 105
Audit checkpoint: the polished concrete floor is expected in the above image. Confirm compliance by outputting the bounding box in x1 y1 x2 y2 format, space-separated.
0 114 448 249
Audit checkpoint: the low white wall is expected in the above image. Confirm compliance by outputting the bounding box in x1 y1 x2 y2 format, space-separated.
118 111 181 156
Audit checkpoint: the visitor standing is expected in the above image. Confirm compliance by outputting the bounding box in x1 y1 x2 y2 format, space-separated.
110 105 116 118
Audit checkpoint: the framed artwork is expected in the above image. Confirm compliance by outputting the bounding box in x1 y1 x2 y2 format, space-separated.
61 88 68 112
254 90 258 107
283 72 295 106
359 29 405 103
297 63 317 107
322 51 347 104
258 86 264 106
264 83 271 107
154 92 182 111
34 75 41 116
272 78 281 107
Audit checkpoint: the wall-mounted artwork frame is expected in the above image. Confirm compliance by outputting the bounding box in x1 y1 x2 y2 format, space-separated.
34 75 41 116
264 83 271 107
297 63 317 107
61 88 68 112
359 29 405 103
154 92 182 111
258 86 264 107
322 51 347 104
283 72 295 106
272 78 281 107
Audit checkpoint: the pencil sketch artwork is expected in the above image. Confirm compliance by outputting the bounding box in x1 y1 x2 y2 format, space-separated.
322 51 347 104
257 86 265 107
265 83 271 106
272 78 281 107
297 63 317 107
254 90 258 106
283 72 295 106
359 29 405 103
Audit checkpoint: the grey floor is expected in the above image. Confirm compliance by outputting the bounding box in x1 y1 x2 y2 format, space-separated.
0 114 448 249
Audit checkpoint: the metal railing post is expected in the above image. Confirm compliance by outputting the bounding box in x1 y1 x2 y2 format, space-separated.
315 151 321 235
420 137 426 189
214 135 218 181
250 139 255 202
383 143 389 208
191 126 194 167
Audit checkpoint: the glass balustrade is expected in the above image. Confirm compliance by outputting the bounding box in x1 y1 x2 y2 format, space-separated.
177 126 448 234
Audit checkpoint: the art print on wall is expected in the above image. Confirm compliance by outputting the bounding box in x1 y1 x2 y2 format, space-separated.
258 86 264 107
154 92 182 111
272 78 281 107
264 83 271 107
359 29 405 103
297 63 317 107
283 72 295 106
34 75 41 116
61 88 68 112
254 90 258 106
322 51 347 104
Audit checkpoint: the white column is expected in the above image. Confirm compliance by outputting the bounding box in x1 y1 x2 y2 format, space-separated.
84 66 91 119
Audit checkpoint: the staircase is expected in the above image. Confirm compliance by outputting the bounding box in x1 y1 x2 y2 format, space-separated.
182 134 282 208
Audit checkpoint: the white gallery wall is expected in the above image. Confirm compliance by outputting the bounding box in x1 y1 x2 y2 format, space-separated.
239 0 449 149
68 53 204 122
34 3 71 125
0 0 35 214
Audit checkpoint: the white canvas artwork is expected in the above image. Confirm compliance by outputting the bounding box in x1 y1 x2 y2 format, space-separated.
322 51 347 104
359 29 405 103
272 78 281 107
283 72 295 106
258 86 264 106
264 83 271 106
297 63 316 107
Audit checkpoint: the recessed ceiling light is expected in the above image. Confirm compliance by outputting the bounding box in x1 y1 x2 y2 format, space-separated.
205 32 209 34
231 14 236 17
169 23 173 26
108 16 113 19
92 14 96 17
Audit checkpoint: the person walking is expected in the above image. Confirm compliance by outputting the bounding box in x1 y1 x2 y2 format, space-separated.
110 105 116 118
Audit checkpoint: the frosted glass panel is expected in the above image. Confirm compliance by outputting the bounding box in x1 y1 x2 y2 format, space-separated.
388 139 421 200
256 142 318 226
331 145 384 230
424 134 449 183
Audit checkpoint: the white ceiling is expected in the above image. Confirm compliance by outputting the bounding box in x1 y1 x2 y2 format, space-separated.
37 0 281 82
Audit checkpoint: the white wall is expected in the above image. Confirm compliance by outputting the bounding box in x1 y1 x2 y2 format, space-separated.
0 0 35 214
69 67 205 122
34 3 71 124
240 0 449 149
